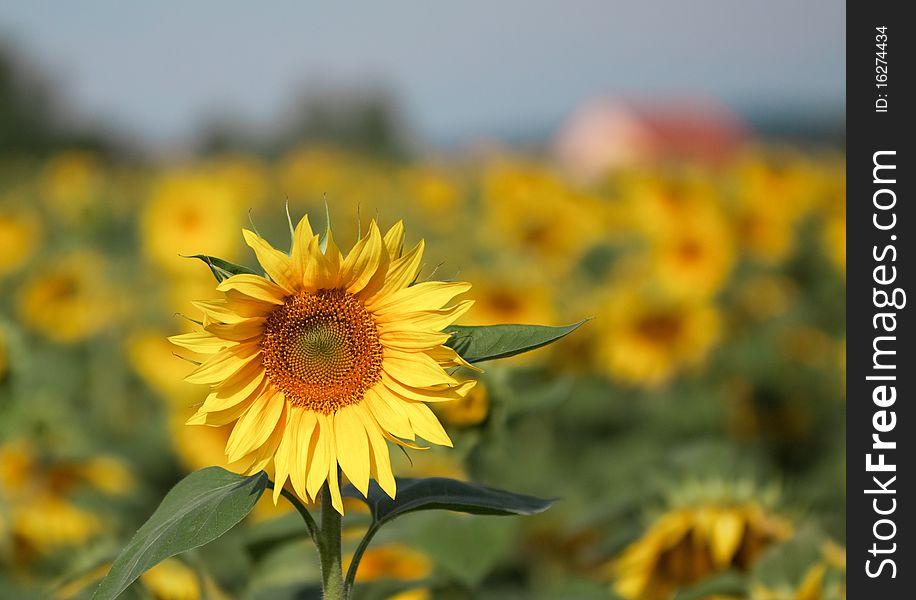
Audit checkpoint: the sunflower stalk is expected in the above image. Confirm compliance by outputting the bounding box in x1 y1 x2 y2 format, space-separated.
318 481 345 600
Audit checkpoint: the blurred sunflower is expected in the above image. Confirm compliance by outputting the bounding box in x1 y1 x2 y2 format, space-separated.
460 272 556 328
172 215 476 512
611 499 792 600
344 542 433 584
480 161 603 271
0 201 42 277
595 287 720 387
646 203 735 300
0 440 133 559
141 172 244 275
727 152 820 265
39 151 105 221
56 557 228 600
15 251 120 343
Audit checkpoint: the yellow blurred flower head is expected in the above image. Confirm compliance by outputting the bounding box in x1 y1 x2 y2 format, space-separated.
345 543 433 583
142 172 244 275
481 161 604 270
646 203 735 300
612 502 792 600
15 251 120 343
140 558 201 600
596 287 720 387
40 151 106 221
0 202 42 277
0 440 133 558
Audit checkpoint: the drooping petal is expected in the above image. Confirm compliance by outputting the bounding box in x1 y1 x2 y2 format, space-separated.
334 406 370 496
272 408 302 503
355 404 396 499
306 415 332 499
400 401 453 447
225 389 286 462
363 386 415 440
291 410 318 501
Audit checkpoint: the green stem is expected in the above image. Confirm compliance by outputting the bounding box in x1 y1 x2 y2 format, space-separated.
279 488 320 546
343 522 381 598
318 481 345 599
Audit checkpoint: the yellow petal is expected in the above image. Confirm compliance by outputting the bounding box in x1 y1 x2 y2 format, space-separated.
233 406 288 475
340 221 385 295
334 406 371 496
187 390 258 426
382 348 457 387
225 389 286 462
306 415 332 498
290 214 316 280
373 281 471 316
291 410 318 501
317 230 343 289
217 274 286 305
168 331 233 353
191 300 252 324
711 511 745 567
383 220 405 258
242 229 299 291
272 408 301 503
185 343 259 385
355 404 396 499
378 329 451 352
327 450 344 514
401 401 452 447
365 241 425 308
205 317 265 342
201 362 265 412
381 373 475 403
364 386 415 440
375 300 474 331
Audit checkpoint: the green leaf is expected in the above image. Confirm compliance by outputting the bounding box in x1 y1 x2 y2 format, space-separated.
92 467 268 600
343 477 555 526
185 255 259 283
445 321 587 364
672 571 746 600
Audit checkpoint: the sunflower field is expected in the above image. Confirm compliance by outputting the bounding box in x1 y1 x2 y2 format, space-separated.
1 142 845 599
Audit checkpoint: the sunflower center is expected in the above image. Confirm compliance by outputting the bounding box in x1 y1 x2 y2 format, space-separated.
260 289 383 414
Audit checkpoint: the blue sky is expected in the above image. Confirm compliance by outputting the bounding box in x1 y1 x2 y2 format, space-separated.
1 0 845 146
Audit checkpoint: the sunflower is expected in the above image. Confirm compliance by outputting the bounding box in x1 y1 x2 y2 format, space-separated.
0 201 42 277
0 440 133 559
594 285 720 387
141 172 244 275
611 502 792 600
171 215 476 513
15 251 120 343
